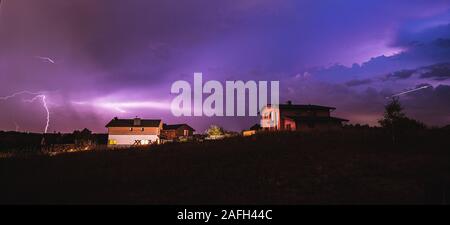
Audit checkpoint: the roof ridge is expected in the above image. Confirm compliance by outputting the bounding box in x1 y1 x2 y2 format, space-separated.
105 118 162 127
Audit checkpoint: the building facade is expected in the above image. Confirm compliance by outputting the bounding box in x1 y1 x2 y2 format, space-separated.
260 101 348 131
106 117 162 147
161 124 195 140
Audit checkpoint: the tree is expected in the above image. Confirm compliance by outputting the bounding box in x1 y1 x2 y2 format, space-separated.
379 97 405 129
379 97 426 143
73 128 93 146
205 125 225 137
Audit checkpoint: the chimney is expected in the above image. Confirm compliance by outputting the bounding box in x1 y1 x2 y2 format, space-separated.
287 100 292 105
114 117 118 120
133 117 141 126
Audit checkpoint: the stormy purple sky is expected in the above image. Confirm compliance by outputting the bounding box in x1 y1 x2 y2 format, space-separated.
1 0 450 133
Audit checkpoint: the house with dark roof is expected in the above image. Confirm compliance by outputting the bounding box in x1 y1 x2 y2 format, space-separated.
260 101 348 131
161 123 195 140
105 117 163 146
249 124 262 131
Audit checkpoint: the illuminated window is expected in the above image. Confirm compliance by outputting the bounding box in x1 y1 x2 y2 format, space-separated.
286 124 291 130
108 139 117 145
129 127 133 131
183 130 189 136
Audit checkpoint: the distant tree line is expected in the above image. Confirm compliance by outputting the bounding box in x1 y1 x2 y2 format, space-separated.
0 128 107 152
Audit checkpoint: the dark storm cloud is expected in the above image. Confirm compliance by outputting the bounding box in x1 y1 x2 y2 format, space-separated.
434 38 450 48
287 18 450 127
380 62 450 81
345 79 373 87
420 63 450 80
307 21 450 85
387 69 417 80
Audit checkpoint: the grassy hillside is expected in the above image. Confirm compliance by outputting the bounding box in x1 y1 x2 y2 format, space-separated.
1 129 449 204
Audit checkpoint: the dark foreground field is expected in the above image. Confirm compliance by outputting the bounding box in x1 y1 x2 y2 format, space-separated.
1 129 450 204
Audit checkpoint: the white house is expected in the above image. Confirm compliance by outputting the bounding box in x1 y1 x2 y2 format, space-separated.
105 117 162 147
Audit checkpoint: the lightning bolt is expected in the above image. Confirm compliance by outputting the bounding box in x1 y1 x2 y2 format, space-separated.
0 91 42 100
35 56 56 64
0 0 6 18
23 95 50 133
387 85 432 99
72 100 170 113
13 120 19 132
0 91 50 133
